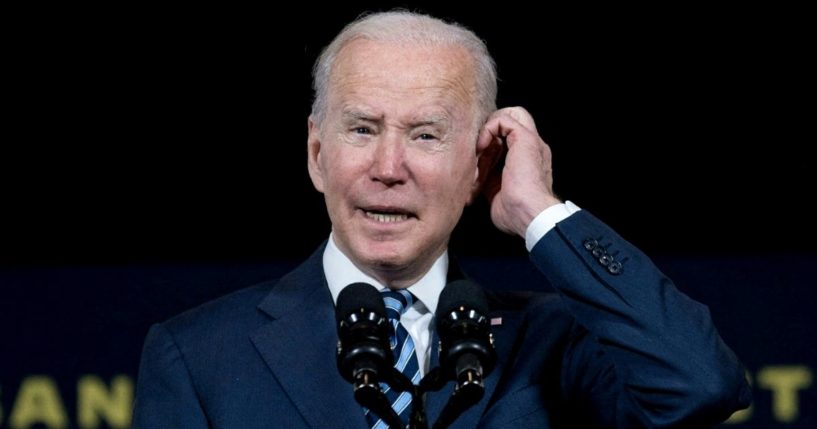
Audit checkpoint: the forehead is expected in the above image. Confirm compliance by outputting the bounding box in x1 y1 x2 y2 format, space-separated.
328 39 476 118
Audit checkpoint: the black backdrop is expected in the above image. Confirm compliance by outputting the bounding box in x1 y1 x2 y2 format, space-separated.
2 3 814 265
2 3 815 428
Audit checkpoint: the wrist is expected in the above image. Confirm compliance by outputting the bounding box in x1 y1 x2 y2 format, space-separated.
519 196 561 235
524 200 580 251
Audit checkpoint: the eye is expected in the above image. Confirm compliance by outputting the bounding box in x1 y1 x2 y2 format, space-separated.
417 133 437 140
354 127 372 135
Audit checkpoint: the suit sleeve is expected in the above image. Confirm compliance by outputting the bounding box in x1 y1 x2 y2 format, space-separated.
131 323 209 428
529 210 751 428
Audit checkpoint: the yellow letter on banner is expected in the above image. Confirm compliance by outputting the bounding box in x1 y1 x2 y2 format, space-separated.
8 376 68 429
757 365 813 422
77 375 134 429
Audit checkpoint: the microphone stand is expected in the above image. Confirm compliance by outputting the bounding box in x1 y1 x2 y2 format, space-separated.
413 360 488 429
363 359 485 429
429 376 484 429
375 367 430 429
408 383 429 429
374 353 489 428
353 366 403 429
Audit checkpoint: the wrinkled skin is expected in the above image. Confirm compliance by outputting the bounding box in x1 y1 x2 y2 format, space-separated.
308 39 559 287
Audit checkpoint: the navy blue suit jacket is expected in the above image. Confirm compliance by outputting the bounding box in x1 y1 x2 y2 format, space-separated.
132 211 751 428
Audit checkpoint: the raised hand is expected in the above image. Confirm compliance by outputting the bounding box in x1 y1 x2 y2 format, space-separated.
476 107 562 238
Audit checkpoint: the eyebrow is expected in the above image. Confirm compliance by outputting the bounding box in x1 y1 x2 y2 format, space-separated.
341 109 382 123
408 114 450 128
340 109 451 128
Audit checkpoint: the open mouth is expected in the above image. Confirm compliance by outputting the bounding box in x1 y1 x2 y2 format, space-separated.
361 207 416 223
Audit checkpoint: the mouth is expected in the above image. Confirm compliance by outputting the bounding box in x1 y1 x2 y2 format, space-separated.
360 206 417 224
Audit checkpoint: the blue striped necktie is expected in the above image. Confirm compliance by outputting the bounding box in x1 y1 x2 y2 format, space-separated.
366 289 421 429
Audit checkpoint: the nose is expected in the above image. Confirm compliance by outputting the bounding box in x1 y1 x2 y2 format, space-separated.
369 131 408 186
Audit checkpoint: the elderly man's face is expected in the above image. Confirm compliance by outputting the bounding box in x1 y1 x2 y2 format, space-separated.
308 39 481 285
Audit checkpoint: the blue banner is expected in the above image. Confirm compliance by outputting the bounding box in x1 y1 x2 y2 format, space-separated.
1 256 814 428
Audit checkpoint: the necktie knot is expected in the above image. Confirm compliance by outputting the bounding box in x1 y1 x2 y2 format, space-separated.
380 289 414 321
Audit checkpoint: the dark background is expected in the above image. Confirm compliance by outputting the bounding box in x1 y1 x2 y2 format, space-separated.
2 4 814 265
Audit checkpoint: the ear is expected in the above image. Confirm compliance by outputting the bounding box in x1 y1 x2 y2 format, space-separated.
307 116 326 193
468 133 503 204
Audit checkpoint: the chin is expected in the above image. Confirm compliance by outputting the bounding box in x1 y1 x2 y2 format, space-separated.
360 245 409 267
352 239 415 268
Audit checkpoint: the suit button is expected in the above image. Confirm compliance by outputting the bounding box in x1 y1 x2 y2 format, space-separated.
608 261 623 275
583 239 598 251
599 254 614 266
592 247 605 258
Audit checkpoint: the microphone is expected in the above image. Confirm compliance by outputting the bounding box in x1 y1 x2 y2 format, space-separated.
433 279 496 428
335 282 403 429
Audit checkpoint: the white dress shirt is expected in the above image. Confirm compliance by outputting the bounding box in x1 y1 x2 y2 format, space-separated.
324 201 581 375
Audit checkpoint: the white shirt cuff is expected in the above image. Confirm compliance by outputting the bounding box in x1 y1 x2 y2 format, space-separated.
525 200 582 251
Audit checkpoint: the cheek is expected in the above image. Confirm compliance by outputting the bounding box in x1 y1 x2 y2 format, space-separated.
425 161 475 208
447 154 477 192
321 147 359 188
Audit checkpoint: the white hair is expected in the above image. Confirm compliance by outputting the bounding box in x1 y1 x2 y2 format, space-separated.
310 11 497 129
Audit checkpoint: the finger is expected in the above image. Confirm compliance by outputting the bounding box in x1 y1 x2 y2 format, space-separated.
478 112 532 152
476 118 504 156
482 106 537 135
500 106 538 134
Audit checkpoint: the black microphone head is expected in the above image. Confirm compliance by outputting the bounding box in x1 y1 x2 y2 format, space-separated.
335 282 392 384
436 279 489 320
435 279 496 388
336 282 385 324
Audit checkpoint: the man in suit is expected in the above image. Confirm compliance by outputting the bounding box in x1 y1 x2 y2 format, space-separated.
133 11 751 428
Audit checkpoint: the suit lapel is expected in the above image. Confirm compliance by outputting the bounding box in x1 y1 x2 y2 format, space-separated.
248 248 526 429
250 245 368 429
424 294 525 429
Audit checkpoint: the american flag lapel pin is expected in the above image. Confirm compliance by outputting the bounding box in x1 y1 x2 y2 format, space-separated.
490 317 503 326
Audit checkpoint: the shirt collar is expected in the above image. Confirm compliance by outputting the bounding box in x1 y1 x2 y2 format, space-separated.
323 232 446 314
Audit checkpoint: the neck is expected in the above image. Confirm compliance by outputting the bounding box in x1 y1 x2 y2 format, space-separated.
362 260 437 289
326 234 448 289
